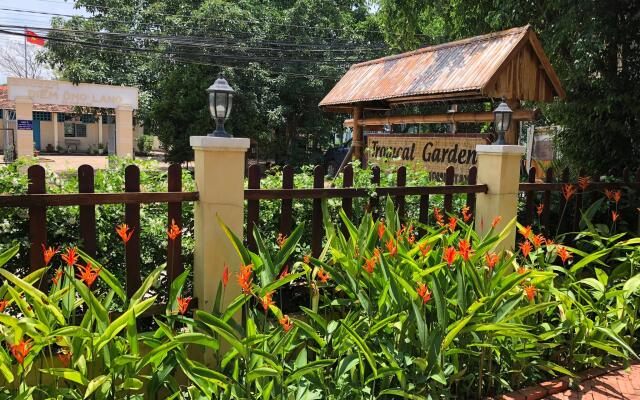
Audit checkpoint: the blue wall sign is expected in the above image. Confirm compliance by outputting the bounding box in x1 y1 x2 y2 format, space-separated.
17 120 33 130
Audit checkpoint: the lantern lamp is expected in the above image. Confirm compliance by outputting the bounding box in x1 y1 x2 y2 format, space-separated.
492 99 513 145
206 75 235 137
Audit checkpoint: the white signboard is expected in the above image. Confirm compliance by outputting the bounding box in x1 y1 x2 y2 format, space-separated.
7 77 138 110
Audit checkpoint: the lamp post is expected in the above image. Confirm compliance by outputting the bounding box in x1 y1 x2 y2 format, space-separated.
206 75 235 137
492 99 513 145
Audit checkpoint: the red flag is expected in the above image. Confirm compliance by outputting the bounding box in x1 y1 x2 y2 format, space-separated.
25 30 45 46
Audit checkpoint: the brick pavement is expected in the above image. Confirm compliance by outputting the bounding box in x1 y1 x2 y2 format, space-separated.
493 363 640 400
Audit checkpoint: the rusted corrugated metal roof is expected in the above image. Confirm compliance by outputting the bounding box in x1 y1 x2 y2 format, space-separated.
320 25 563 110
0 86 75 113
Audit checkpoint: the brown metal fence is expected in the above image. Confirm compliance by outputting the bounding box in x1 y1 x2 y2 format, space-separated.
244 164 485 257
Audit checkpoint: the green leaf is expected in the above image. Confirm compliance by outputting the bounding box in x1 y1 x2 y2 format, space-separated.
84 374 111 399
378 389 428 399
40 368 88 385
247 366 280 382
341 322 377 375
284 359 335 384
0 244 19 268
293 318 326 347
168 267 191 314
218 216 252 266
95 296 156 351
130 264 165 305
77 249 126 302
196 310 247 357
595 326 639 360
623 273 640 298
442 315 473 351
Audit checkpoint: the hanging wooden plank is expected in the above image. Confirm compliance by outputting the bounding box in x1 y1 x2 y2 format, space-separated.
124 165 141 299
341 164 353 237
279 165 294 236
28 165 46 272
396 166 407 220
78 165 96 257
311 166 325 258
246 165 260 252
167 164 183 285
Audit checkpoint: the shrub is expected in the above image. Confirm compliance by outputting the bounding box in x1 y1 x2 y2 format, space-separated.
136 135 154 155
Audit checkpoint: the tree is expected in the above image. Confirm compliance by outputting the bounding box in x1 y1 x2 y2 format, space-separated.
0 41 53 80
375 0 640 175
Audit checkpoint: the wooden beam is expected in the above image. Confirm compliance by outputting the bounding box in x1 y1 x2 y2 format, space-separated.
505 100 520 145
352 104 363 160
343 109 537 127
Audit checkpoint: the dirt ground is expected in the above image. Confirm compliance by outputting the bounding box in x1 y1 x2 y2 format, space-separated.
0 153 170 173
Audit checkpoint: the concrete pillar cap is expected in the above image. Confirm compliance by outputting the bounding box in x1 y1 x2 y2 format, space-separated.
476 144 525 155
190 136 250 151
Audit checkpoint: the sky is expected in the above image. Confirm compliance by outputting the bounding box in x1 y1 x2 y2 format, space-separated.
0 0 88 82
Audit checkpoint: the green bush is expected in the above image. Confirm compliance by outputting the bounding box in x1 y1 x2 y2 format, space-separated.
136 135 154 155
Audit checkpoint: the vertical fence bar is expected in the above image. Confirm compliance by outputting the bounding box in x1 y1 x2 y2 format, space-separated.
525 167 536 226
125 165 141 299
444 166 454 215
28 165 46 272
78 165 96 257
396 166 406 220
542 168 553 234
247 164 260 252
466 166 478 222
311 165 325 258
167 163 183 286
572 168 585 232
279 165 294 237
370 165 381 220
622 167 630 183
419 194 429 237
341 164 354 237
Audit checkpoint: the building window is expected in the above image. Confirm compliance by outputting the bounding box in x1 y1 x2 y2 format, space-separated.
81 114 96 123
33 111 52 121
64 122 87 137
102 114 116 124
2 110 16 120
58 113 69 122
0 110 3 119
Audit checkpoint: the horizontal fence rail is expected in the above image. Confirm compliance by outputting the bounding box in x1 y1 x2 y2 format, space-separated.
245 164 480 257
0 163 198 312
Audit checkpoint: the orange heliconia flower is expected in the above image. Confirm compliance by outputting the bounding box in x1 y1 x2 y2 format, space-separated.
61 246 79 268
419 242 431 257
41 244 59 266
416 282 431 304
56 350 72 367
524 284 537 302
237 264 253 294
177 296 192 315
443 246 457 267
222 263 230 288
461 206 473 223
303 254 311 264
578 176 590 191
377 221 386 240
458 239 472 261
604 189 614 200
613 190 621 204
433 207 444 226
373 247 381 260
51 268 64 286
363 257 376 274
317 267 330 283
279 265 289 280
279 315 293 332
519 241 532 258
519 225 533 240
167 219 182 241
0 299 8 312
385 238 397 257
116 224 134 244
532 234 546 248
276 233 287 249
261 291 275 312
491 216 502 229
485 252 499 270
562 184 577 201
517 266 528 275
76 263 100 288
10 339 32 365
545 239 555 247
407 234 416 246
611 211 619 222
448 216 458 232
536 203 544 216
557 246 572 264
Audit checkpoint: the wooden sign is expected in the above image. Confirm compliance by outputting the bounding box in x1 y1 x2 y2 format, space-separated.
366 134 491 182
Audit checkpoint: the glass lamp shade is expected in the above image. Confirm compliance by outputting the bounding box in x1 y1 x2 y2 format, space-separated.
206 75 236 137
493 100 513 133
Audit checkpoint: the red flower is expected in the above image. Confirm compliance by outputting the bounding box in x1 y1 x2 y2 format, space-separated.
317 267 330 283
279 315 293 332
491 216 502 229
363 257 376 274
261 291 275 312
407 233 416 246
518 225 532 240
433 207 444 226
222 263 230 288
167 219 182 241
517 266 527 275
448 216 458 232
373 247 381 260
461 205 472 223
557 246 572 264
416 282 431 304
604 189 614 200
485 252 499 270
611 211 619 222
56 350 72 367
519 241 532 258
458 239 472 261
532 234 546 248
385 238 397 257
276 233 287 249
279 265 289 280
0 299 8 312
115 224 134 244
443 246 457 267
76 263 100 288
377 221 386 240
419 242 431 257
51 268 64 286
41 244 59 266
562 184 577 201
613 190 621 204
536 203 544 216
10 339 32 365
524 284 537 302
578 176 590 191
61 247 79 268
237 264 253 294
303 254 311 264
177 296 192 315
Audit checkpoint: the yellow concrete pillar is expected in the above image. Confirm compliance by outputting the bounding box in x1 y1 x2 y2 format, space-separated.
14 97 33 158
98 114 103 146
52 112 59 150
115 105 134 157
190 136 250 315
475 144 525 251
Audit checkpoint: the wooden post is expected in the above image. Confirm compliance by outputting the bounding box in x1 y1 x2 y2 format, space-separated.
505 100 520 145
352 104 363 161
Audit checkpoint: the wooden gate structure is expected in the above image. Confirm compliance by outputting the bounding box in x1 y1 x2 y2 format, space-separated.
319 25 565 164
